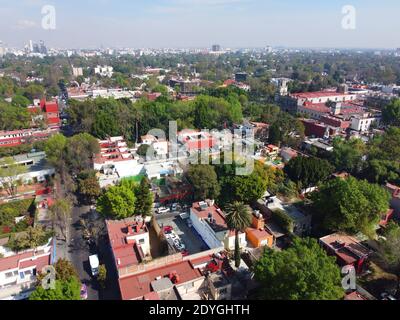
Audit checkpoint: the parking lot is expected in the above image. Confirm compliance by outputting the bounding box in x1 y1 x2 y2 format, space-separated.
156 215 209 255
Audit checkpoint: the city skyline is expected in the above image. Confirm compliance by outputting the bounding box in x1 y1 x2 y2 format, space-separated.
0 0 399 49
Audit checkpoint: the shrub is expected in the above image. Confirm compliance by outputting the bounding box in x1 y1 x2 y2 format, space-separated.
272 209 294 233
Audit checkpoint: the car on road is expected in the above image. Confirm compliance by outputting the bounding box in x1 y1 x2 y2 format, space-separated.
80 284 88 300
157 207 170 214
171 203 181 211
89 254 99 277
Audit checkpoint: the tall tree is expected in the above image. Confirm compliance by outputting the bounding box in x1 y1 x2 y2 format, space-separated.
97 185 136 219
284 156 334 190
0 157 28 196
312 177 390 237
49 198 73 242
254 237 344 300
134 177 154 217
382 99 400 127
225 201 252 268
187 165 221 201
378 222 400 297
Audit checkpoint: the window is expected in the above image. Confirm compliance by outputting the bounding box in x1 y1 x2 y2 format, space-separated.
139 238 145 244
19 272 25 280
5 272 14 278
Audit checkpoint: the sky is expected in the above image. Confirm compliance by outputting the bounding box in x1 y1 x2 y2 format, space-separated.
0 0 399 49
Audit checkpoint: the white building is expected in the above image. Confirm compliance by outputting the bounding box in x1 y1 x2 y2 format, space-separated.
0 152 55 189
350 115 379 132
140 134 169 157
0 238 53 300
94 65 113 78
190 200 246 251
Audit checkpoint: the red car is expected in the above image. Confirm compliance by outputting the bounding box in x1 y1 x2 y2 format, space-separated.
163 226 173 233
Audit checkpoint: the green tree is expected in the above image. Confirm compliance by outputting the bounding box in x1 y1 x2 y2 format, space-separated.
312 177 390 236
225 201 251 267
254 237 344 300
54 259 79 282
44 133 68 168
0 156 28 196
382 99 400 127
187 165 221 201
6 226 50 252
134 177 154 217
11 95 31 108
330 137 366 174
98 264 107 289
29 276 81 300
77 170 101 203
49 198 72 242
284 156 334 190
378 222 400 296
97 185 136 219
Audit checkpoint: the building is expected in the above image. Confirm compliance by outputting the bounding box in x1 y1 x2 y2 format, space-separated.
177 129 217 153
190 200 247 251
280 147 298 163
291 91 358 106
141 134 169 157
319 233 370 274
152 176 193 204
350 115 380 132
385 183 400 216
0 128 59 148
245 210 274 248
72 66 83 77
0 237 54 300
94 65 113 77
0 151 55 187
265 196 311 237
28 99 61 128
211 44 221 52
106 217 152 278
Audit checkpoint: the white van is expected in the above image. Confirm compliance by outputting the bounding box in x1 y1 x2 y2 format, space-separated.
89 254 99 277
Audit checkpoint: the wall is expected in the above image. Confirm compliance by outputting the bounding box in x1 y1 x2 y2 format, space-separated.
189 209 224 249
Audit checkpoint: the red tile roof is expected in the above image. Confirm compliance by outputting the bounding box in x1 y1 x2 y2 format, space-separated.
292 91 350 99
118 260 203 300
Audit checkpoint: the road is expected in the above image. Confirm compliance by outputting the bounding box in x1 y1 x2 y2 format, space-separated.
67 202 120 300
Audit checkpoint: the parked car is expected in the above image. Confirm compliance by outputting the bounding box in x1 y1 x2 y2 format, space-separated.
80 284 88 300
157 207 170 214
171 203 180 211
163 226 173 233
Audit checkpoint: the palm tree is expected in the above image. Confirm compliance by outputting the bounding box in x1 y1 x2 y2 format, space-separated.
225 201 252 268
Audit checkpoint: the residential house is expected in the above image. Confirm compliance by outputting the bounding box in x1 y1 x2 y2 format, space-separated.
190 200 247 251
319 233 370 274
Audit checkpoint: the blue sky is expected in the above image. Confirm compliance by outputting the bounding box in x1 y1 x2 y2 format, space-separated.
0 0 399 48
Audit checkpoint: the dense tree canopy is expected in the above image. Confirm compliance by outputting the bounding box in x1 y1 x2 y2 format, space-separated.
97 185 136 219
284 156 334 190
254 237 344 300
312 177 390 236
382 99 400 127
187 165 221 201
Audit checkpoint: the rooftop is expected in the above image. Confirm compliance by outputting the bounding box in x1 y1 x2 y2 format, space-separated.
191 201 229 233
106 217 148 269
319 233 370 265
118 259 203 300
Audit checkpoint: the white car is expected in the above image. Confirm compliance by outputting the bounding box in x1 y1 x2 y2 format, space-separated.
157 207 170 214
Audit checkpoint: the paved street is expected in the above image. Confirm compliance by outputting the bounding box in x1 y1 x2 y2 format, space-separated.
64 202 120 300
